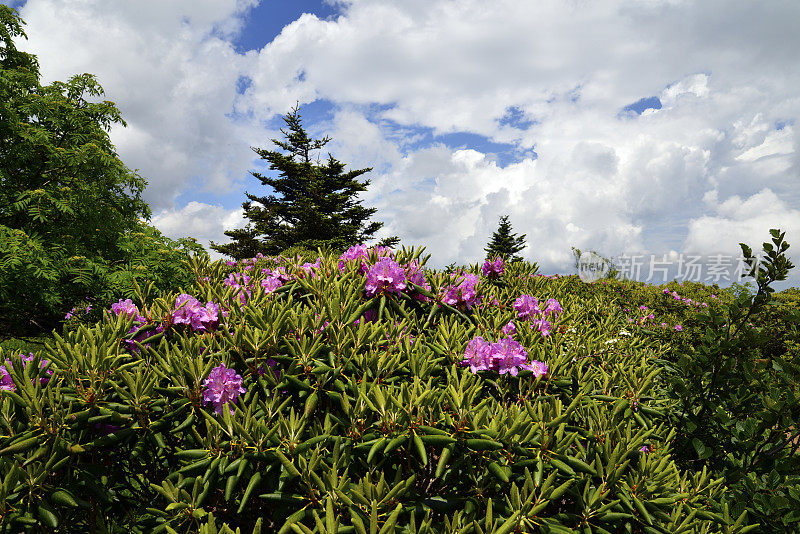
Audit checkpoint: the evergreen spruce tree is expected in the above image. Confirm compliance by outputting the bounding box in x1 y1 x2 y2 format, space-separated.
212 106 395 259
484 215 526 262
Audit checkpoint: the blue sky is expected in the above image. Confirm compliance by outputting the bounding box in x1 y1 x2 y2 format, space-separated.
231 0 341 53
5 0 799 286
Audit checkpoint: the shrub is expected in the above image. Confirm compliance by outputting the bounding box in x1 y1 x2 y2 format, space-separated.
0 245 745 533
660 230 800 532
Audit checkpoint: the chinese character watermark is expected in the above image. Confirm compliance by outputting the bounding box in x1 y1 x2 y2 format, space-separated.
575 252 762 284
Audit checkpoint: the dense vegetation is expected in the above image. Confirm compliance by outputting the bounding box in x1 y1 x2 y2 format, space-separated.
0 230 797 533
0 6 205 337
2 6 799 534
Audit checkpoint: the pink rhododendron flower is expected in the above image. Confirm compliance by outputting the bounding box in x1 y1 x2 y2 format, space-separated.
0 353 53 392
338 245 370 273
300 258 322 278
404 261 431 301
513 295 541 320
260 276 283 293
224 272 251 288
512 295 562 337
224 272 252 304
463 337 493 373
111 299 145 323
542 298 563 316
481 258 505 278
443 274 481 309
527 360 548 378
502 321 517 336
272 267 290 283
462 336 545 376
365 258 407 297
172 294 202 324
370 246 394 259
170 295 222 332
531 318 553 336
202 363 246 415
675 325 683 331
491 337 530 376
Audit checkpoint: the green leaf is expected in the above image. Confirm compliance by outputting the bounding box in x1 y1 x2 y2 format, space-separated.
237 472 262 514
413 433 428 466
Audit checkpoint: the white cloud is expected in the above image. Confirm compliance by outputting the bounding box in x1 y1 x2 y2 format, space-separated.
15 0 260 210
12 0 800 284
151 202 246 259
684 189 800 268
235 0 798 281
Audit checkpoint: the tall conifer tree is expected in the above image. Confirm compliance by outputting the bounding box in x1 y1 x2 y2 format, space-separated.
212 106 395 258
484 215 526 262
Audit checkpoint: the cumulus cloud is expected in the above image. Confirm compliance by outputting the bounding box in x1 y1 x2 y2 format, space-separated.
12 0 800 284
14 0 260 210
235 0 799 280
152 202 246 258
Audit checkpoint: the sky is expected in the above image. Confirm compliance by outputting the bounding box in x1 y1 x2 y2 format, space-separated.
4 0 799 286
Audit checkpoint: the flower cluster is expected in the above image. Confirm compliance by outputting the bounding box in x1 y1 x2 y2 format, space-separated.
462 336 548 377
481 258 505 278
404 260 431 301
111 298 146 323
171 294 224 332
443 273 481 309
365 258 407 297
224 272 252 304
0 353 52 391
662 288 708 308
338 245 394 273
110 299 161 352
300 258 323 278
202 363 246 415
512 295 563 337
338 245 370 273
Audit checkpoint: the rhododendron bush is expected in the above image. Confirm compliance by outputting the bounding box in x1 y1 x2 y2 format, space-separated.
0 245 768 533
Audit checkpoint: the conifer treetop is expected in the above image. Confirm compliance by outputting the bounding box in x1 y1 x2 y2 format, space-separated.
484 215 526 262
212 105 396 258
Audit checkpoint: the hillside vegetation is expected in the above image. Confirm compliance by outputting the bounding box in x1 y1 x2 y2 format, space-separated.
0 231 798 533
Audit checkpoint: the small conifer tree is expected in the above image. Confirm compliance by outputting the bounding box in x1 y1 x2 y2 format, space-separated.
212 106 396 259
484 215 526 262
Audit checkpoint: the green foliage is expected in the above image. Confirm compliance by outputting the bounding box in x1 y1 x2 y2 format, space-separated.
212 106 396 259
752 287 800 364
485 216 526 262
0 7 204 336
0 248 743 533
658 230 800 532
0 334 52 356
